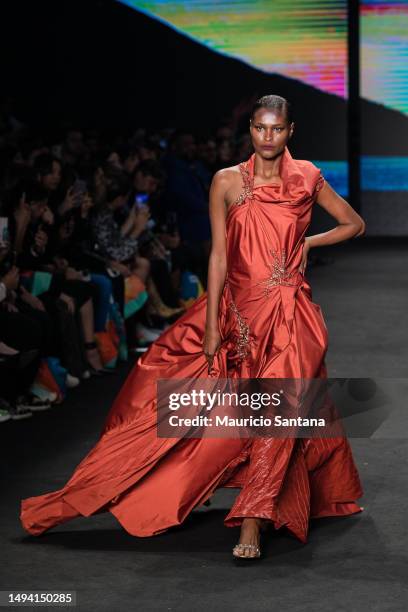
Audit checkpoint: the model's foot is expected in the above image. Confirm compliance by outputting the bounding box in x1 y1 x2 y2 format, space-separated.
232 518 266 559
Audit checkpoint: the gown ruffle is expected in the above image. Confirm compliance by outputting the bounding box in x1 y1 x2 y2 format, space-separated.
20 146 363 543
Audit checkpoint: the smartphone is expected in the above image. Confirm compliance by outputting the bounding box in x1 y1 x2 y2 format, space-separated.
134 193 149 210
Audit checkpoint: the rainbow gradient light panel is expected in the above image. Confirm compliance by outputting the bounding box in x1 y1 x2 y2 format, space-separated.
119 0 348 97
360 0 408 234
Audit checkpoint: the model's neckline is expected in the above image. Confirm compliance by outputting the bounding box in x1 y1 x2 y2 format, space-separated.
253 179 282 189
250 150 286 190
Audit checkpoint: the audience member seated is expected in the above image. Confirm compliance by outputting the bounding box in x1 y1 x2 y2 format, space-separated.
0 97 253 424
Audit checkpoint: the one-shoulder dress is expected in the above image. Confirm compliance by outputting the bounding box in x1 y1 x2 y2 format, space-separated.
21 146 363 543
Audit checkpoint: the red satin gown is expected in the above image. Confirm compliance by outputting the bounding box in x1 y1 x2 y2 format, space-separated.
21 147 363 543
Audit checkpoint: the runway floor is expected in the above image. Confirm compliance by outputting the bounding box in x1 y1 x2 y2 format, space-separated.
1 240 407 612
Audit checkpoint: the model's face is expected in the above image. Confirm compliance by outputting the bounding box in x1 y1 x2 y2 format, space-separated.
249 109 294 159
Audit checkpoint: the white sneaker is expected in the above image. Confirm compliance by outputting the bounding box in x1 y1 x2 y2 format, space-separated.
17 394 52 412
130 346 149 354
0 342 19 356
30 388 58 403
66 373 80 388
0 407 11 423
45 390 58 403
10 405 33 420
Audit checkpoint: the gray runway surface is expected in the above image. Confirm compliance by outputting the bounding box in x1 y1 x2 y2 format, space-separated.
1 240 407 612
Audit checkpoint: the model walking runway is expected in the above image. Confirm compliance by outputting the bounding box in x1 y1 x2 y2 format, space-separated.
20 96 365 560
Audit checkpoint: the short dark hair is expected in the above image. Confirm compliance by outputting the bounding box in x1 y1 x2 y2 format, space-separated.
250 95 293 124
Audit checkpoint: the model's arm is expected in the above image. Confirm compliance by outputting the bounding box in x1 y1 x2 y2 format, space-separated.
203 170 229 370
300 181 365 273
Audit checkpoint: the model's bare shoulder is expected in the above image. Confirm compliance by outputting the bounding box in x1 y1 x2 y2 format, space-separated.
211 165 243 207
212 165 241 186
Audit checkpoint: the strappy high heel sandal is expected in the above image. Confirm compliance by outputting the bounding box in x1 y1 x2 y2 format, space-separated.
232 519 267 564
232 543 261 563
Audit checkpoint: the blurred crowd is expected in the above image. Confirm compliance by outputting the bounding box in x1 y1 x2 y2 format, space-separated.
0 97 254 423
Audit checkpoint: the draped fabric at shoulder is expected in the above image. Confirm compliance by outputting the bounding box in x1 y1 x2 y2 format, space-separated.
304 161 325 201
285 158 325 204
297 160 325 201
240 147 326 208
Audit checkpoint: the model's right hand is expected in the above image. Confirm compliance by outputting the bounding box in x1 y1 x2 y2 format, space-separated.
203 328 221 372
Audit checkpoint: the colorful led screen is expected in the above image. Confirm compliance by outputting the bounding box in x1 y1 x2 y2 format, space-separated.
119 0 348 97
361 0 408 234
361 0 408 115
